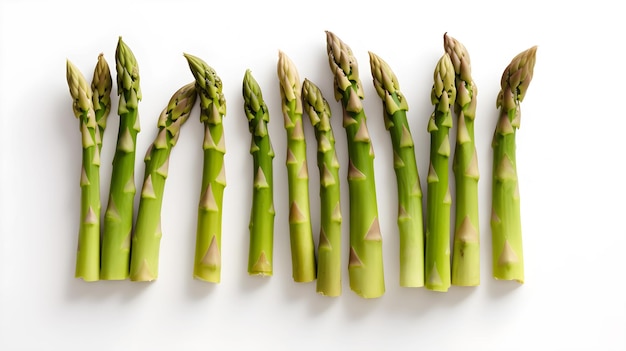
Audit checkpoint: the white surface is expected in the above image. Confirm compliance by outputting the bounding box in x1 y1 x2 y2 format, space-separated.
1 0 625 350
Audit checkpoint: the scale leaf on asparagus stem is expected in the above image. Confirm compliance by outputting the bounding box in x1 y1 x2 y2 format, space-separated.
444 33 480 287
101 37 142 280
129 82 197 281
243 69 275 276
184 53 227 283
278 51 316 283
491 46 537 283
425 53 456 292
302 78 342 296
326 31 385 298
369 52 424 288
66 59 101 282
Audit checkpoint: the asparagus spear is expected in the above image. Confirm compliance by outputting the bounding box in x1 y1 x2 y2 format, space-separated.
492 46 537 283
326 31 384 298
302 78 342 296
369 52 424 288
425 53 456 292
277 51 316 283
184 53 227 283
66 60 101 282
91 53 112 154
243 69 275 276
101 37 141 280
129 82 197 281
444 33 480 287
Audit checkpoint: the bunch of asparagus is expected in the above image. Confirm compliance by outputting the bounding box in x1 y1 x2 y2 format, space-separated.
65 32 536 291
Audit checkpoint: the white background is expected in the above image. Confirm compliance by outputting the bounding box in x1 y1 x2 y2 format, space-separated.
1 0 625 350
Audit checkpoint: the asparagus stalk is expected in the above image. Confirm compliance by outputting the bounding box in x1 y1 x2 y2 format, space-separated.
66 60 101 282
326 31 384 298
425 53 456 292
184 53 227 283
369 52 424 288
444 33 480 287
129 82 197 281
302 78 342 296
277 51 316 283
101 37 141 280
492 46 537 283
91 53 112 154
243 69 275 276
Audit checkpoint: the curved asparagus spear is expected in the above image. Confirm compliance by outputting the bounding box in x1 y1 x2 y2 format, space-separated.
277 51 316 283
425 53 456 292
444 33 480 287
243 69 275 276
91 53 112 153
184 53 227 283
492 46 537 283
369 52 424 288
101 37 141 280
302 78 342 296
129 82 197 281
326 31 384 298
66 60 101 282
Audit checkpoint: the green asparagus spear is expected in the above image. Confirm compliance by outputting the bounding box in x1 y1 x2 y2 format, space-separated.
129 82 197 281
184 53 227 283
277 51 316 283
243 69 275 276
492 46 537 283
444 33 480 287
101 37 141 280
302 78 342 296
326 31 384 298
425 53 456 292
66 60 101 282
91 53 112 154
369 52 424 288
